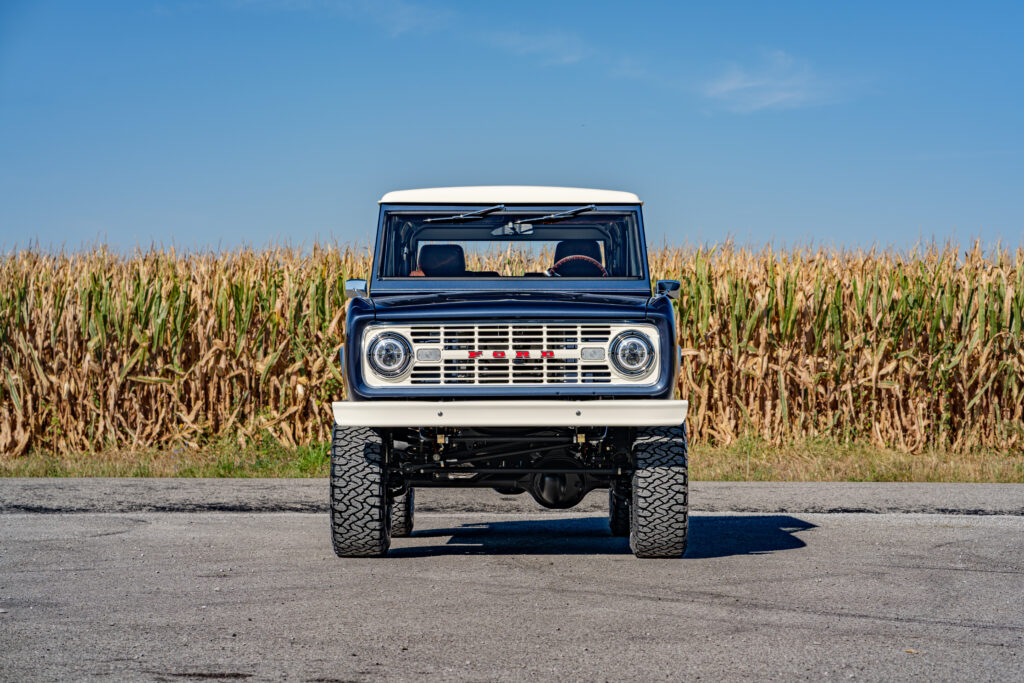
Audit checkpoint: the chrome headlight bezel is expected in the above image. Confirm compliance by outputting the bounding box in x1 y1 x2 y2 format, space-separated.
609 330 655 378
367 332 412 379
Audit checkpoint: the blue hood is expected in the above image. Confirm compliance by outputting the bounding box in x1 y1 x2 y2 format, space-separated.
368 291 651 322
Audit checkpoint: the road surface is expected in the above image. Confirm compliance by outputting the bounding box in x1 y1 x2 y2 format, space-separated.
1 482 1022 681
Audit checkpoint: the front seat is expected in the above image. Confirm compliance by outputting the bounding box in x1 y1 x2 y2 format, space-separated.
417 244 466 277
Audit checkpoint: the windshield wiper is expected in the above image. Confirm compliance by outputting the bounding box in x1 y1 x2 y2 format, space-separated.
423 204 505 223
512 204 596 227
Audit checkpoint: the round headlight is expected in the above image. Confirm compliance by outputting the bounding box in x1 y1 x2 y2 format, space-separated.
610 331 654 377
367 333 412 378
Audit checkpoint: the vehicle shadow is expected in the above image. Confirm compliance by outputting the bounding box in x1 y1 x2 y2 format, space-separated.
388 515 816 558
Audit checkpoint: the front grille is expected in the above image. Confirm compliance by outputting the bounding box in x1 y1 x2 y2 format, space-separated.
363 322 660 388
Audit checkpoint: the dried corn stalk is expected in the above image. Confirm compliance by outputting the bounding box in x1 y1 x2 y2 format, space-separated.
1 241 1021 456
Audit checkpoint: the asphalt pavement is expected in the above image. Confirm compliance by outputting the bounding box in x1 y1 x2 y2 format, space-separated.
1 481 1022 681
3 478 1023 515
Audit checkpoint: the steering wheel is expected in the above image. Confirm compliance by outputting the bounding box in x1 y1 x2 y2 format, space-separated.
547 255 608 277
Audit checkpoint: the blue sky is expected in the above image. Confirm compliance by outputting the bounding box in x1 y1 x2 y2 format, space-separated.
1 0 1022 251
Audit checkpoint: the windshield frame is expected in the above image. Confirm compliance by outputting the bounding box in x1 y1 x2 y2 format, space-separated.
368 203 652 296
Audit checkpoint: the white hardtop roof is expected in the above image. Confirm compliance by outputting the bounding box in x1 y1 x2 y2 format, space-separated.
379 186 641 205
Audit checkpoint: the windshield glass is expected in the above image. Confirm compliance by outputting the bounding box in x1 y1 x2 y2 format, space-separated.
377 208 645 279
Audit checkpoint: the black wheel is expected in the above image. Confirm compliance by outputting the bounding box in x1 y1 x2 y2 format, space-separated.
609 480 631 537
329 425 391 557
390 488 415 537
630 424 689 558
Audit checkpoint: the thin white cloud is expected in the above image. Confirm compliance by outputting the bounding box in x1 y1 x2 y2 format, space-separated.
703 50 836 113
226 0 452 36
608 56 652 81
356 0 452 37
487 30 589 66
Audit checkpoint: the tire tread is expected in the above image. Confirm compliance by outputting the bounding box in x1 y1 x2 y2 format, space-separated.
629 424 689 558
609 482 631 537
329 425 391 557
390 489 415 538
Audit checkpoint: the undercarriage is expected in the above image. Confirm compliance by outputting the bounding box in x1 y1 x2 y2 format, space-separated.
386 427 636 509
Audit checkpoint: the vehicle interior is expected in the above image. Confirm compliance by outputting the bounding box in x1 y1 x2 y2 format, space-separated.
377 210 645 279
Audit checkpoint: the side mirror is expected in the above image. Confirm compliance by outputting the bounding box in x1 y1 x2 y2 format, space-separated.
656 280 680 301
345 278 367 299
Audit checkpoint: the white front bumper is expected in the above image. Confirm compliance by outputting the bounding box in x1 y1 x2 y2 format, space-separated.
332 399 688 428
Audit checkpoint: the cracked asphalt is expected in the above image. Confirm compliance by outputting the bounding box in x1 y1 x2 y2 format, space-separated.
1 483 1022 681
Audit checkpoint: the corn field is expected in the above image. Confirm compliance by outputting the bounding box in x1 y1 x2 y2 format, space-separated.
1 242 1022 457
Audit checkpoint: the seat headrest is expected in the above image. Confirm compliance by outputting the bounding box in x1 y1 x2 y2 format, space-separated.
554 239 602 264
418 244 466 277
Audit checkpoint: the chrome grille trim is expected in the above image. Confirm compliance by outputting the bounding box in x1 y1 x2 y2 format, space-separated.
361 322 660 387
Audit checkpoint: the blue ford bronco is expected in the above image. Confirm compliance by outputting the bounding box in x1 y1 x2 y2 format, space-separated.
331 186 689 558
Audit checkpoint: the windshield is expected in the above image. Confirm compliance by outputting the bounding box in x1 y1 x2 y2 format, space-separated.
377 208 645 279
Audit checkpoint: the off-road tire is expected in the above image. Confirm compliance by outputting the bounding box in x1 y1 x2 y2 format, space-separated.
630 424 688 558
329 425 391 557
390 489 415 537
608 480 631 537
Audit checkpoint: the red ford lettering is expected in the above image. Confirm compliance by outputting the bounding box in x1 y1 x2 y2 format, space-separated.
466 350 555 358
